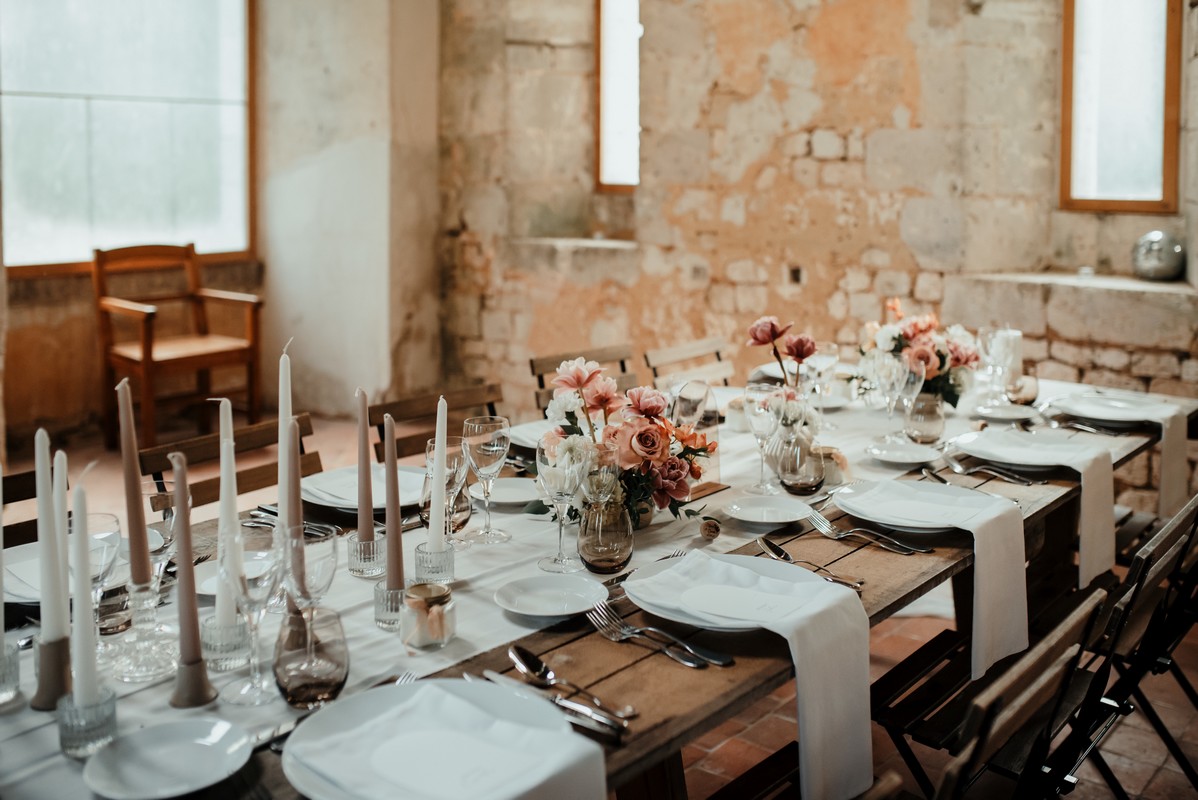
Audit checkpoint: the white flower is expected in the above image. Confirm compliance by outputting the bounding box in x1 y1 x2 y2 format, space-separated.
555 434 596 471
875 323 901 353
945 324 975 347
546 392 584 425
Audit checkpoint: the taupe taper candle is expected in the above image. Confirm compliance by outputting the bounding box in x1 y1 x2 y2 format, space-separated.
356 388 375 541
287 417 308 600
384 414 404 590
166 453 202 665
116 379 151 586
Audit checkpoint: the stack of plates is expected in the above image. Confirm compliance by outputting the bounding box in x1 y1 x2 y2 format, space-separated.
1049 393 1174 428
834 480 995 534
301 464 425 513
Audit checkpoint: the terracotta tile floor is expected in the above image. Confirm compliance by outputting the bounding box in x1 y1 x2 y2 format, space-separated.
8 414 1198 798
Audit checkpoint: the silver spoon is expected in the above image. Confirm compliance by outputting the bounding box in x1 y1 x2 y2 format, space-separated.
509 645 637 719
756 537 864 589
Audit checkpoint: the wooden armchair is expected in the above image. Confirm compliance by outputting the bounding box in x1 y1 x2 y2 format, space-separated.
138 413 322 508
92 244 263 448
530 344 639 411
644 337 735 390
368 384 503 460
2 470 39 548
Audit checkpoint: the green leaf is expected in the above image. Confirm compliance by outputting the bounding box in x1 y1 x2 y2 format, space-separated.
523 500 551 515
560 424 584 437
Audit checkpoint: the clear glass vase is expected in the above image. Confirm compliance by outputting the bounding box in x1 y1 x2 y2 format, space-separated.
904 393 946 444
578 501 634 574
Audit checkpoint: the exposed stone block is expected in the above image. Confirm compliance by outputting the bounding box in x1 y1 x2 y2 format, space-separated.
848 292 880 321
784 132 811 158
1022 337 1048 362
1130 352 1181 378
1115 452 1149 487
1092 347 1130 371
726 259 766 284
1035 361 1079 382
874 270 912 298
861 249 891 269
1082 369 1145 393
1182 359 1198 383
721 195 747 226
840 268 871 293
643 130 712 183
820 162 864 186
811 129 845 160
1045 280 1198 349
1050 341 1091 368
865 129 961 193
828 291 848 320
1116 488 1159 515
941 276 1047 334
900 198 965 273
913 272 943 302
1148 378 1198 398
963 198 1049 273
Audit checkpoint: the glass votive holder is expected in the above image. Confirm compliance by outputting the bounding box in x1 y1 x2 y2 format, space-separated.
400 583 456 652
374 583 405 632
57 686 117 759
347 527 387 578
0 642 19 705
413 542 454 585
200 615 250 672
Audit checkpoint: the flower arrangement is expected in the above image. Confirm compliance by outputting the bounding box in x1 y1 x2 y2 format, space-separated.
859 298 979 407
543 357 717 527
745 316 816 389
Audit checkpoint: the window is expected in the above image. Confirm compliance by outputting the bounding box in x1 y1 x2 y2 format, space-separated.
0 0 250 266
596 0 640 192
1060 0 1181 213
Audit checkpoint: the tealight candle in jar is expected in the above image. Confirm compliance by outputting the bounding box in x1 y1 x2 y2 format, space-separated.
401 583 456 651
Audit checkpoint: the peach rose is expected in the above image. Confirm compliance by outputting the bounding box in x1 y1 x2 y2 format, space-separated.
551 357 603 395
903 342 940 379
746 316 793 346
615 419 669 468
782 333 817 362
582 376 626 415
651 456 692 508
901 313 939 341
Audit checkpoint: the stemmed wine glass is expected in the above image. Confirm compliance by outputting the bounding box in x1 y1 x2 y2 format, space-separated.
282 526 338 674
536 437 588 573
809 342 840 430
221 522 282 706
580 441 619 506
884 359 926 442
744 383 781 495
462 416 511 544
420 436 471 550
71 513 120 665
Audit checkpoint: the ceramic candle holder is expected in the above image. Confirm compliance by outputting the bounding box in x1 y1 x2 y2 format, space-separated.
30 636 70 711
347 526 387 578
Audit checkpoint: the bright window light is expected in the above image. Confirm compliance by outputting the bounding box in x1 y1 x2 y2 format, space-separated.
598 0 640 188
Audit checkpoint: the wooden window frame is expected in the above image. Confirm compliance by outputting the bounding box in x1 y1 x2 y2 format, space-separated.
1059 0 1181 214
594 0 636 195
4 0 258 279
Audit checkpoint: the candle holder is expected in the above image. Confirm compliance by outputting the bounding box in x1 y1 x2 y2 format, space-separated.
112 584 177 683
57 686 117 759
0 642 21 705
374 583 404 631
30 635 70 711
413 542 454 586
400 583 456 652
347 526 387 578
200 615 250 672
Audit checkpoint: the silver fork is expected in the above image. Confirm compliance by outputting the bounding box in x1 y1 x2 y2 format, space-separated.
941 452 1040 485
586 608 707 668
589 600 733 666
806 509 931 554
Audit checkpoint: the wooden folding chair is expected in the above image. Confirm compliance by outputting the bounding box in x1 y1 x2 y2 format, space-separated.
92 244 263 448
368 384 503 460
644 337 735 390
1 470 39 549
138 413 322 508
530 345 639 411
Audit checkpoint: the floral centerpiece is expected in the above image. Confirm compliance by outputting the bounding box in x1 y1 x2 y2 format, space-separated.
745 316 816 389
542 357 717 528
859 298 979 407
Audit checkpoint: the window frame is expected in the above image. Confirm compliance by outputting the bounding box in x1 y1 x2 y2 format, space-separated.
3 0 258 279
594 0 637 195
1059 0 1181 214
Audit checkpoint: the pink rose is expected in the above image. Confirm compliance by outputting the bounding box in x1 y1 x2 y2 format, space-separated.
540 428 565 458
782 333 816 362
948 340 979 369
903 342 940 379
582 376 627 415
551 357 603 395
625 386 669 419
746 316 793 347
614 419 669 468
651 456 692 508
900 313 938 342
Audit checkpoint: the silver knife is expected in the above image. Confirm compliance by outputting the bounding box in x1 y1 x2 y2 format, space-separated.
480 669 629 732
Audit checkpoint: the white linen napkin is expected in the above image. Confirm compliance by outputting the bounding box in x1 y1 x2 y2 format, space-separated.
1146 407 1188 519
287 684 604 800
302 465 422 510
627 551 872 800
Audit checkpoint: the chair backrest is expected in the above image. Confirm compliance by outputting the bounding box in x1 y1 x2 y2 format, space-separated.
530 344 638 411
138 413 322 507
91 244 207 347
935 589 1108 799
368 384 503 460
644 337 735 389
2 470 39 548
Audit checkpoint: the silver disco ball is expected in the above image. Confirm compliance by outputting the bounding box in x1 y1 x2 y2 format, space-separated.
1132 230 1185 281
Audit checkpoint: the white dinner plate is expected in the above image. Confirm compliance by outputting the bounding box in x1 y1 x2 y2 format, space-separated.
508 420 557 450
834 480 996 534
1050 393 1174 427
493 574 608 616
625 554 805 632
301 464 424 512
282 680 567 800
470 478 541 505
863 441 940 467
84 719 252 800
973 403 1038 424
726 496 813 524
195 560 221 596
954 429 1072 475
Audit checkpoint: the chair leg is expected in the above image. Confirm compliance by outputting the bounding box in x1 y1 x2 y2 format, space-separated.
139 372 157 448
1087 750 1131 800
1169 661 1198 710
246 360 260 424
1132 685 1198 788
101 363 118 450
197 370 212 436
887 728 937 799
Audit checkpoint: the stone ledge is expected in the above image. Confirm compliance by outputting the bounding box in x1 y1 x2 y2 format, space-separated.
942 272 1198 350
505 237 641 286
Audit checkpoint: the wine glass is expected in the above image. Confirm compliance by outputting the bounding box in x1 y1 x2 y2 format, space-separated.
874 355 906 420
71 513 120 665
422 436 471 550
580 441 619 506
221 522 282 706
536 436 588 573
743 383 781 495
462 416 511 545
778 442 825 495
886 359 926 442
282 526 338 674
273 607 349 709
809 342 840 430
